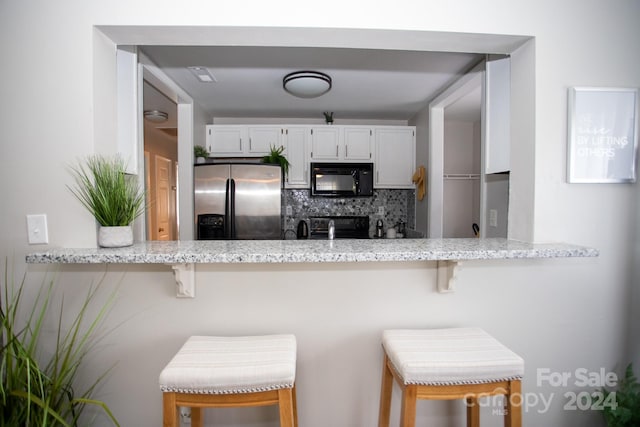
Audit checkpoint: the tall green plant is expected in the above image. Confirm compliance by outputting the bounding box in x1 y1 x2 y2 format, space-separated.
0 261 120 426
601 364 640 427
67 155 145 227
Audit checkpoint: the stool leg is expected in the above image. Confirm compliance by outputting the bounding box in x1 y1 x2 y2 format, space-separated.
466 397 480 427
378 354 393 427
162 393 178 427
191 407 203 427
399 384 417 427
278 387 296 427
292 384 299 427
505 380 522 427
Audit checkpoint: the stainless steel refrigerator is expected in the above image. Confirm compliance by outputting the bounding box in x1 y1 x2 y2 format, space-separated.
194 163 282 240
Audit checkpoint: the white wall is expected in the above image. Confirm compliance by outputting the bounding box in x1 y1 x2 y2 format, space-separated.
442 120 480 237
2 1 639 427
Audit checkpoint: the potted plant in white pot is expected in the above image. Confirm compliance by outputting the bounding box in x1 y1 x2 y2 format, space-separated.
68 155 145 248
194 145 209 164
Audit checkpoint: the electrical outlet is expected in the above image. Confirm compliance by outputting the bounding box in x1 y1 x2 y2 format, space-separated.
489 209 498 227
27 214 49 244
377 206 385 215
180 407 191 425
285 205 292 216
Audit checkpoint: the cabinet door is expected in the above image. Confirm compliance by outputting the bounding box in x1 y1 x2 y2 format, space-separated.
309 127 340 160
248 126 281 155
207 126 246 156
283 126 310 188
343 127 373 160
484 56 510 174
374 128 416 188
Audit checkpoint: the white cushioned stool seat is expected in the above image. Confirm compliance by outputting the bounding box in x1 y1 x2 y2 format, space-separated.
382 327 524 385
159 334 298 427
159 335 297 394
378 327 524 427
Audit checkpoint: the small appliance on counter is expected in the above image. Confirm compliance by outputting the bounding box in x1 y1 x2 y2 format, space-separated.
296 220 309 239
386 227 397 239
309 216 370 239
375 219 384 238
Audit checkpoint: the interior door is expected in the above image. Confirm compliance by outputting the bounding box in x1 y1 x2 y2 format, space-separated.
155 155 173 240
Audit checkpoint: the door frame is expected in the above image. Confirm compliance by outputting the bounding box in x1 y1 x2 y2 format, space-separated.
138 52 195 240
428 61 485 238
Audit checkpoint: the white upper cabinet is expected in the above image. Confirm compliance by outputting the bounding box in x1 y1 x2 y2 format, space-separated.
484 56 511 174
309 126 373 162
247 126 281 155
206 125 280 156
206 125 246 156
282 126 310 188
374 127 416 188
309 127 341 160
206 124 416 189
342 126 373 160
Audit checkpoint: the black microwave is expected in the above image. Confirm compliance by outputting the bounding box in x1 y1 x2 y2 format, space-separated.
310 163 374 197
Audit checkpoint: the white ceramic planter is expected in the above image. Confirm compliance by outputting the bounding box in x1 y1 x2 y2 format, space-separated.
98 226 133 248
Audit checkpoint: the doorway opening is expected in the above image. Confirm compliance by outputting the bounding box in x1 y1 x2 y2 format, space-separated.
142 81 178 240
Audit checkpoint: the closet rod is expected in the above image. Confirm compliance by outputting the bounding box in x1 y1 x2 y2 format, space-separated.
443 173 480 180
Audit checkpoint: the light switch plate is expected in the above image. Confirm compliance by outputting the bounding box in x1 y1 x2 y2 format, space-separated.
27 214 49 244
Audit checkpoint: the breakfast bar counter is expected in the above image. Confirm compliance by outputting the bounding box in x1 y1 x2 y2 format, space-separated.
25 238 597 265
26 238 597 296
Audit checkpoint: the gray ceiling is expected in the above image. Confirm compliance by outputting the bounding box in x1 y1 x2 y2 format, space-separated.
141 45 484 126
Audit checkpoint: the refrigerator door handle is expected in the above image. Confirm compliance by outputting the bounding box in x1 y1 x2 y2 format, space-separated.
224 178 233 239
228 178 236 239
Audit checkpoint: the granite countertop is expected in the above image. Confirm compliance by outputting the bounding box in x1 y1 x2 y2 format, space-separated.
26 238 598 265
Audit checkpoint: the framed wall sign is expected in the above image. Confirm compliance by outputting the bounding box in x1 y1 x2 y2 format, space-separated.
567 87 639 183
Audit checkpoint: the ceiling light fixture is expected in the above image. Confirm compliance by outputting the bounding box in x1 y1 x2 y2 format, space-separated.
188 66 217 83
283 71 332 98
144 110 169 123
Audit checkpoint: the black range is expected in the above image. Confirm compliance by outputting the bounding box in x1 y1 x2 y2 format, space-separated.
308 216 370 239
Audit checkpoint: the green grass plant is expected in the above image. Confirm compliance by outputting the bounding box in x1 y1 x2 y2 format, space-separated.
0 261 120 426
601 364 640 427
68 155 145 227
194 145 209 158
262 145 290 175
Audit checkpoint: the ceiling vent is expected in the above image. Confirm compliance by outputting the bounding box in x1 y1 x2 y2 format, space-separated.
188 66 217 83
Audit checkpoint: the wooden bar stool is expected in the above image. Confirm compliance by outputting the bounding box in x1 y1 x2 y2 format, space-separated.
378 328 524 427
159 335 298 427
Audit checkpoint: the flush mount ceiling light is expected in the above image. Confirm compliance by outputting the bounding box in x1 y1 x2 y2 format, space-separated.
144 110 169 123
283 71 332 98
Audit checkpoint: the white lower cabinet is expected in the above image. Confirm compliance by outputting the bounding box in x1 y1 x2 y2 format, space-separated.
283 126 310 188
374 127 416 188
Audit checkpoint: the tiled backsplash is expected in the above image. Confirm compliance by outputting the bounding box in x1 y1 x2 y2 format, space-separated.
283 189 416 238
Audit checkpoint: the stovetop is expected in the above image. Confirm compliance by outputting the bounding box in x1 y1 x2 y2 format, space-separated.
308 216 370 239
